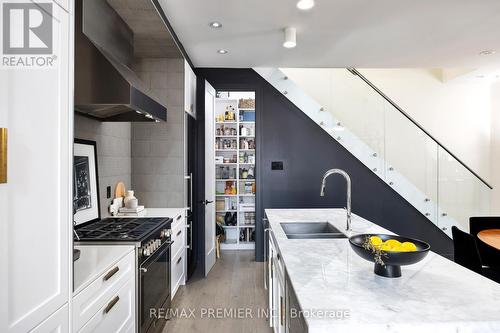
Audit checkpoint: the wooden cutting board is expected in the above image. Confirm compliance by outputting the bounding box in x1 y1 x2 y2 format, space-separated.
115 182 126 198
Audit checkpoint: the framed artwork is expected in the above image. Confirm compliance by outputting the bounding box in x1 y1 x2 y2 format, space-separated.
73 139 100 225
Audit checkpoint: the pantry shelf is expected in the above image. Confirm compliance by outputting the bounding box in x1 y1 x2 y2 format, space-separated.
215 91 256 250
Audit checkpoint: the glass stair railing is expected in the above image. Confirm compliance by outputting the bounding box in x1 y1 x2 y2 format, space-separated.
254 67 492 237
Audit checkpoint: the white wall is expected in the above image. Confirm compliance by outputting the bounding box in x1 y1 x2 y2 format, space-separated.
359 69 492 183
491 82 500 213
282 68 492 184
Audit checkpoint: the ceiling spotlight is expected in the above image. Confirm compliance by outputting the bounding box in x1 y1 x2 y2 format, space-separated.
479 49 496 56
217 49 228 54
297 0 314 10
283 27 297 48
209 21 222 28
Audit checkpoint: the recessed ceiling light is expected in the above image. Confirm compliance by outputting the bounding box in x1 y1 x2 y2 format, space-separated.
283 27 297 48
209 21 222 29
479 49 496 56
297 0 314 10
217 49 228 54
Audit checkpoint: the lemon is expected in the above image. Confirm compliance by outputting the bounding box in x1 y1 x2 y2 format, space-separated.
394 245 409 252
370 236 383 247
384 239 401 249
401 242 417 251
380 243 392 252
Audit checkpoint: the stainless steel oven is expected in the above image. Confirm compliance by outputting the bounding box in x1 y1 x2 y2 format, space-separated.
140 239 172 333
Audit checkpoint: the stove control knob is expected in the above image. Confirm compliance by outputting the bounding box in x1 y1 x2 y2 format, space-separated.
165 229 172 237
143 247 149 256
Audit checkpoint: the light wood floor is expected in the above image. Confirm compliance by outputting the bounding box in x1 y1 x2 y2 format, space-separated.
162 250 272 333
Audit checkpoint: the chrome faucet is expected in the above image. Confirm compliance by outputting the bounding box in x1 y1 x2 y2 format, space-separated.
320 169 352 231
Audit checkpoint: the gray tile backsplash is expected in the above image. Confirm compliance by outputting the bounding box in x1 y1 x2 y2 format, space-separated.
74 114 132 217
131 58 186 208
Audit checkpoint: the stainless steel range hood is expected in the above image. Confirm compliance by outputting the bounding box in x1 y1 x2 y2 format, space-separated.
74 0 167 122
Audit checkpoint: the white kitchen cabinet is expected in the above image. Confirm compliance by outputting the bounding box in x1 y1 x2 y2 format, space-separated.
274 258 286 333
171 210 186 299
184 60 197 118
30 304 69 333
268 229 286 333
266 231 272 324
78 278 135 333
73 248 135 332
171 249 186 299
0 1 73 332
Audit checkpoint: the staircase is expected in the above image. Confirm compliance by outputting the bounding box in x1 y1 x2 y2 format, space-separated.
254 67 492 238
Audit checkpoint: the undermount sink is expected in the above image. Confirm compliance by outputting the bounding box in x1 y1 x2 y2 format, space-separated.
280 222 347 239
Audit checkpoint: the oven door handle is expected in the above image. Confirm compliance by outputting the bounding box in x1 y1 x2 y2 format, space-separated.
140 240 172 271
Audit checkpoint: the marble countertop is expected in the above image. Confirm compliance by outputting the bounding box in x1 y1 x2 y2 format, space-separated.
265 208 500 333
73 245 134 295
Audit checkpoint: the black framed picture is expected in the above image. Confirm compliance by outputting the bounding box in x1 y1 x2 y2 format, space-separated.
73 139 100 225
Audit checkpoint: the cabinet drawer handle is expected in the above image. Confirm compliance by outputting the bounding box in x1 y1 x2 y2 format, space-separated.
176 215 182 220
104 296 119 314
103 266 119 281
176 230 182 236
176 256 182 264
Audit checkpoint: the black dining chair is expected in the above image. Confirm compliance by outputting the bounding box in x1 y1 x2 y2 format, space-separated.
452 226 500 283
469 217 500 268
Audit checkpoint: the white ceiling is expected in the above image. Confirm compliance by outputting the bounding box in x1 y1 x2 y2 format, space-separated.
158 0 500 68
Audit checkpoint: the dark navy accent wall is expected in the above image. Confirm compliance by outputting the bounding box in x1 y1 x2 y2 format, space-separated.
197 68 453 262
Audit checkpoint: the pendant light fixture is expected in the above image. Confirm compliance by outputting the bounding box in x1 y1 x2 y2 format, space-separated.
283 27 297 48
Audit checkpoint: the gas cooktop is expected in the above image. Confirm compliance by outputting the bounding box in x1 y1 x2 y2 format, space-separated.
75 217 171 242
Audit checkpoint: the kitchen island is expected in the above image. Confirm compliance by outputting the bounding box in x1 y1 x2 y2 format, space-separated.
265 208 500 333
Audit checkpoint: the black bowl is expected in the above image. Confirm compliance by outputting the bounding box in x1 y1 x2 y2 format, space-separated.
349 234 430 278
